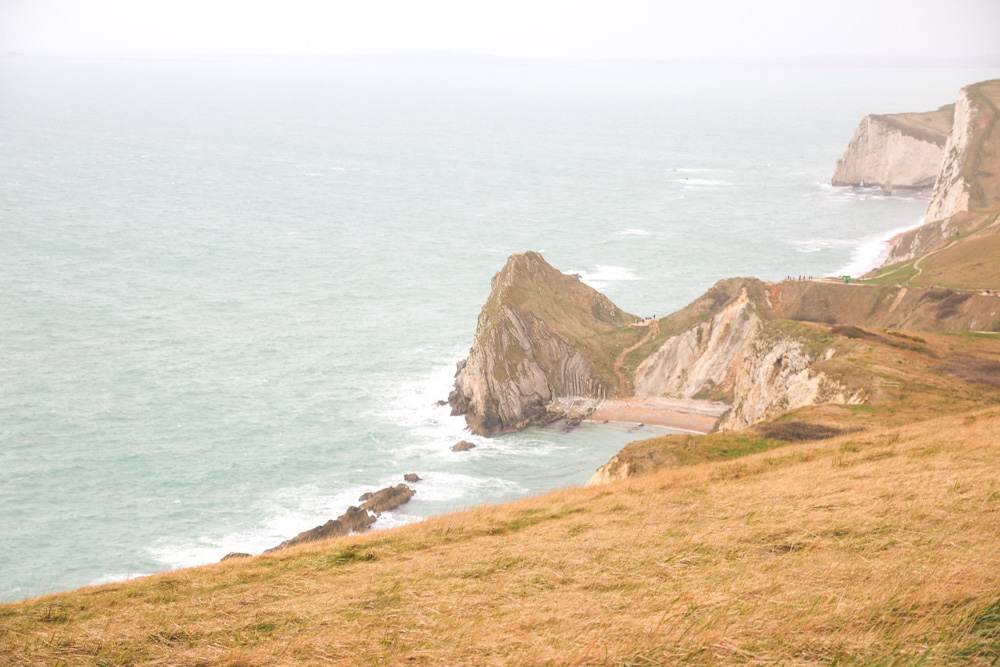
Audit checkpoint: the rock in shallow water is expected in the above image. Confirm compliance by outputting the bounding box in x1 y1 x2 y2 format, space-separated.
403 473 421 482
260 484 416 554
451 440 476 452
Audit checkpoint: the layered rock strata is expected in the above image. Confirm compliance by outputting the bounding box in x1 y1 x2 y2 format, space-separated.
633 280 864 431
451 254 868 438
449 251 634 436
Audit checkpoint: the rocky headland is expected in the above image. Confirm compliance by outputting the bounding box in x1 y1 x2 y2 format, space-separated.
884 82 1000 264
450 79 1000 474
831 106 952 194
447 250 636 436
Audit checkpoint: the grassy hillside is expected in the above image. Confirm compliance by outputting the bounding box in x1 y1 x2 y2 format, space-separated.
862 210 1000 291
875 106 953 146
963 80 1000 213
3 406 1000 665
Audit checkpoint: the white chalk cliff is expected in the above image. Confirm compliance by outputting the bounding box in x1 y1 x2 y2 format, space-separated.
925 87 977 224
878 83 995 266
832 111 951 193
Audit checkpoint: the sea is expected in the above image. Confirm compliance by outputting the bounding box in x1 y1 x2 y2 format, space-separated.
2 56 996 602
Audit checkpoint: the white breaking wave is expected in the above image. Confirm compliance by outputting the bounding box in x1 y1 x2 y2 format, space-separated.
143 471 444 569
785 238 856 254
145 483 378 568
89 572 156 586
614 228 652 236
565 266 639 290
674 178 731 186
829 218 925 278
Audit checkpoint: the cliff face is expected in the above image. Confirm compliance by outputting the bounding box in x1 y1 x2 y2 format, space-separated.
878 80 1000 265
448 252 635 436
925 88 977 224
452 259 869 439
633 280 863 431
832 110 952 192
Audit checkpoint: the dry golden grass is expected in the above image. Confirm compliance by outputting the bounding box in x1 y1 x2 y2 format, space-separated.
3 406 1000 665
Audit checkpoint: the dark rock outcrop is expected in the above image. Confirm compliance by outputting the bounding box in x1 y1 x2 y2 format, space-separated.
451 440 476 452
403 473 421 482
362 484 417 515
264 484 416 553
265 506 376 552
221 552 252 561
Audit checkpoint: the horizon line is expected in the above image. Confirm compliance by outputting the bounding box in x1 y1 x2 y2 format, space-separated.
3 50 1000 68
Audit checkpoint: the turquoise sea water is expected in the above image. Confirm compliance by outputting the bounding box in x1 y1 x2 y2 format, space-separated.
2 58 997 601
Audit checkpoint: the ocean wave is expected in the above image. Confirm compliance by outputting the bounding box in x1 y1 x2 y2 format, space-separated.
374 351 481 458
144 475 429 569
821 183 920 202
566 265 639 290
89 572 156 586
613 228 652 236
674 178 731 186
828 218 925 278
785 238 856 254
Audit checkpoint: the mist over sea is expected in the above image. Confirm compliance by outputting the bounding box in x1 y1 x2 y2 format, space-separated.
1 57 994 601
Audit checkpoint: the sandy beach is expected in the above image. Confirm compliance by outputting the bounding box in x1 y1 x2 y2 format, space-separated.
585 397 728 434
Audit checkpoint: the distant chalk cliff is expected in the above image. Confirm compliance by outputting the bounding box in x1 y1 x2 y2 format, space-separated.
832 109 952 193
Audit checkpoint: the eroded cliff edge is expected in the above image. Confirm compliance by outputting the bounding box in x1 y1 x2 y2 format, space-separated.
832 108 952 193
631 280 863 432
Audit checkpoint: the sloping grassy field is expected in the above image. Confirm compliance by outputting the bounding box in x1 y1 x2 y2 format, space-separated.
3 403 1000 665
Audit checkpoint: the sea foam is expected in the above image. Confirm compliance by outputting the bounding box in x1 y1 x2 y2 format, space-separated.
566 266 639 290
829 218 925 278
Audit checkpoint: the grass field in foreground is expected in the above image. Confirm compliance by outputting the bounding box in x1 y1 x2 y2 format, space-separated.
2 407 1000 665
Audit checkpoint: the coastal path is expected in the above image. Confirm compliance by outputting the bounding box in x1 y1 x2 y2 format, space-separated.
616 320 660 396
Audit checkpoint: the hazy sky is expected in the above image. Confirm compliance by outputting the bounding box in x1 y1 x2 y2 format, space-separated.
2 0 998 60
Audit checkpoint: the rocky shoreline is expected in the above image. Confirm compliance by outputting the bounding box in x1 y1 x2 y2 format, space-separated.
221 479 419 561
